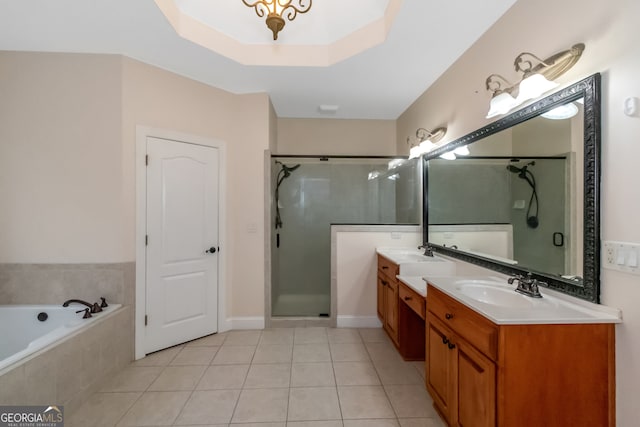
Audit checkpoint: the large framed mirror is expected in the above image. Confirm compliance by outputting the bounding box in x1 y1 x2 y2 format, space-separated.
423 73 601 302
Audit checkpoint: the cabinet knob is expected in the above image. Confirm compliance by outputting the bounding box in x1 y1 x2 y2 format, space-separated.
382 266 389 269
447 342 456 350
381 280 388 287
445 313 454 320
404 296 412 301
442 337 449 345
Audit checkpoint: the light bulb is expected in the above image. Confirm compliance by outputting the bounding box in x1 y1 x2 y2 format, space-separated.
408 146 422 159
541 103 579 120
454 145 470 156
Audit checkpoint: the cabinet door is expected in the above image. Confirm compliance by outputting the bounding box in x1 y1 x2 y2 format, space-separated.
454 339 496 427
384 279 399 343
426 315 454 423
377 275 385 321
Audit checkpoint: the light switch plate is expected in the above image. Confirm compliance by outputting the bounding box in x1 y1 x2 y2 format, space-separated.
603 241 640 275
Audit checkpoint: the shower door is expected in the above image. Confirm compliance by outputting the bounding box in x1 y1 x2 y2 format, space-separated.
271 157 421 318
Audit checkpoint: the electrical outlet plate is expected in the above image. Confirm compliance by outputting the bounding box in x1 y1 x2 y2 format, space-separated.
603 241 640 275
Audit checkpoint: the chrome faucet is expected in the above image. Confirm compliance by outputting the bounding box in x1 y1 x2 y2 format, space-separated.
508 273 544 298
417 244 434 257
62 299 103 313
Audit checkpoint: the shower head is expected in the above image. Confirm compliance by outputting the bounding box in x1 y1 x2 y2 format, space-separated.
507 165 523 174
506 161 535 176
277 162 301 178
283 164 300 174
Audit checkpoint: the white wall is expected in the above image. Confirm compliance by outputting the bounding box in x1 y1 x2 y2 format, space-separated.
397 0 640 424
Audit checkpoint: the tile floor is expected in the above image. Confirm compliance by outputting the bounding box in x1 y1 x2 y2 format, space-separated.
68 327 446 427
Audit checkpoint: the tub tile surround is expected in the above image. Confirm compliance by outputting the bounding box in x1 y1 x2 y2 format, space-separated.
66 327 446 427
0 305 133 415
0 262 135 306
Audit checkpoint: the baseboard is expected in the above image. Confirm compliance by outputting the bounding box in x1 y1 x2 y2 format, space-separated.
337 315 382 328
226 317 265 330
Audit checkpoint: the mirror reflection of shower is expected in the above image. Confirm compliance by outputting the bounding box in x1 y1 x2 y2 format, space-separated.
274 161 301 244
507 160 539 228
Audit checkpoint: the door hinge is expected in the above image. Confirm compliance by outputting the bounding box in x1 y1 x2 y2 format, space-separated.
145 155 149 166
145 315 148 326
145 235 148 246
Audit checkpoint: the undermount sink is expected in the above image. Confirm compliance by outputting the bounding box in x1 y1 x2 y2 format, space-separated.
377 248 456 276
454 279 535 308
394 253 446 263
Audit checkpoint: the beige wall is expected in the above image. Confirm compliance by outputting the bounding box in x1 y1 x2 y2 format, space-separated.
277 118 396 155
120 58 272 319
0 52 123 263
398 0 640 424
0 52 272 320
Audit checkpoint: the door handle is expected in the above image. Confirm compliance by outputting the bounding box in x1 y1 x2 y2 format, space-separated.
205 247 217 254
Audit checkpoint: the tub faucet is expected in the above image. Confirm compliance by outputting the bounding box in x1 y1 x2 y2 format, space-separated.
508 273 544 298
62 299 103 313
76 308 92 319
417 244 434 257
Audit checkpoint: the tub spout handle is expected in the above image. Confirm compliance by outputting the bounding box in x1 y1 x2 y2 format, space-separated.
91 302 103 313
100 297 108 308
76 308 92 319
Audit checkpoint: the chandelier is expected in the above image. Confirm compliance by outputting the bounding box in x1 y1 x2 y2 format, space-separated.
242 0 313 40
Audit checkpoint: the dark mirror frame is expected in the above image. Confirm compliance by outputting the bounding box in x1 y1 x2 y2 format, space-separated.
422 73 601 303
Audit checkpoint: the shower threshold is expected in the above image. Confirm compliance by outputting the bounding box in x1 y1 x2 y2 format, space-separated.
269 316 334 328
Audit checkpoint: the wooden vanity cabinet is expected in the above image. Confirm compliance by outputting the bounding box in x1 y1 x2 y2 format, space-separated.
377 254 399 345
377 254 426 359
426 287 497 427
426 284 615 427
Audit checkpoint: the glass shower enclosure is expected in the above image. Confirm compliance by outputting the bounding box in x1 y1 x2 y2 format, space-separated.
270 156 421 318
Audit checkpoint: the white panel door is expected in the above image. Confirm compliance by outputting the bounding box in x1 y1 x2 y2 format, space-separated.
145 136 219 354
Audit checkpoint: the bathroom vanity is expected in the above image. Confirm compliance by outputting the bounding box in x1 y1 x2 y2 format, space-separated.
377 253 399 346
376 249 454 359
425 277 620 427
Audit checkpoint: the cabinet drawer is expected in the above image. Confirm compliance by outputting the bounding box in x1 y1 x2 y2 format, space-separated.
427 285 498 361
378 254 399 278
399 283 425 319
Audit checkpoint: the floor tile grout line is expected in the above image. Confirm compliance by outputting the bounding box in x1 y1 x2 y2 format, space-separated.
331 355 345 423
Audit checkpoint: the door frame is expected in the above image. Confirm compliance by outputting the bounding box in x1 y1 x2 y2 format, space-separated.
135 126 228 360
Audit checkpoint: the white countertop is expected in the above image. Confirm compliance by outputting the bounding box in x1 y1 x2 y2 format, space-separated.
376 247 456 276
426 276 622 325
397 275 427 297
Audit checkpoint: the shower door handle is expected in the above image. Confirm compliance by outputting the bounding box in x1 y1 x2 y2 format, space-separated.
205 247 217 254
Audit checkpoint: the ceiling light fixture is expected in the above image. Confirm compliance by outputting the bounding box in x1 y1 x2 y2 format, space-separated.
242 0 312 40
485 43 585 119
486 74 519 119
407 127 447 159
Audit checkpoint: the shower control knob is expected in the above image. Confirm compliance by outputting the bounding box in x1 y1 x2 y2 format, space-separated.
205 247 217 254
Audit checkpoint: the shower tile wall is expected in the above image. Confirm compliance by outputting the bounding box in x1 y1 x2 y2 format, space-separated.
0 262 135 306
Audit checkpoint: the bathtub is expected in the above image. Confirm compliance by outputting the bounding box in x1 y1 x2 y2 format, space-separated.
0 303 122 372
